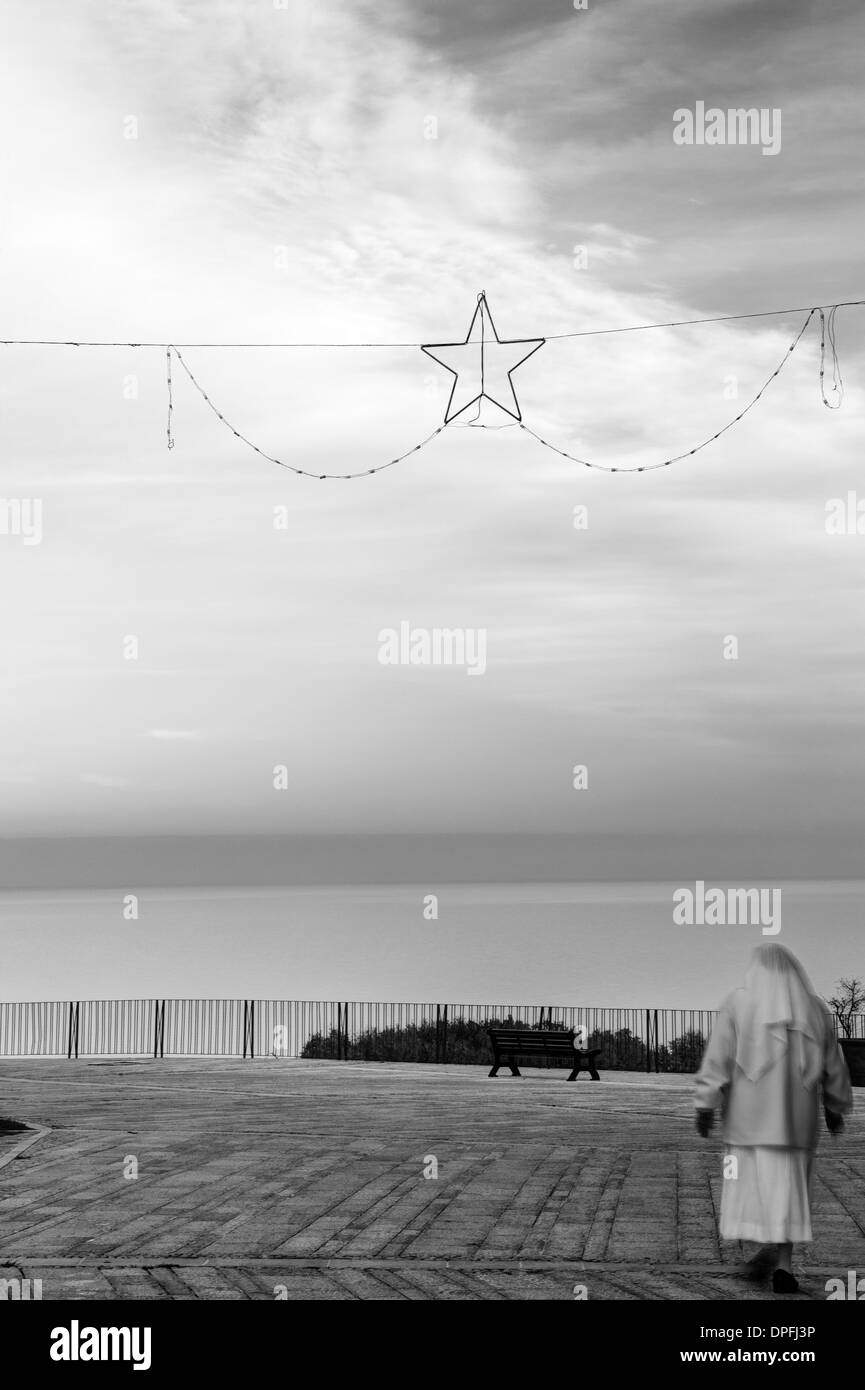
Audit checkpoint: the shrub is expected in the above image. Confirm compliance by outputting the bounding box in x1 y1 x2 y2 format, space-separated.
300 1018 707 1072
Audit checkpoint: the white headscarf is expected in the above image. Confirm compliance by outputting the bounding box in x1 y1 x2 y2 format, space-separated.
734 942 824 1088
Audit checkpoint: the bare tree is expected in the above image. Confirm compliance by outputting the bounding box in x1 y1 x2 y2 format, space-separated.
828 977 865 1038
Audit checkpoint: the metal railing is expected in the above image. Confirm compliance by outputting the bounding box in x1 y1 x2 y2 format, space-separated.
0 999 861 1073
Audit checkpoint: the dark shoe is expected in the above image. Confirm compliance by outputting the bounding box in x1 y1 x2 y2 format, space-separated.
772 1269 799 1294
743 1247 775 1283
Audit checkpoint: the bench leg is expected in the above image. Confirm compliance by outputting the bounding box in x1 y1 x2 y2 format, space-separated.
569 1062 602 1080
488 1054 524 1077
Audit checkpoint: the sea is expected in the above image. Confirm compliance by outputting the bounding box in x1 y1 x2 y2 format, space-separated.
1 880 862 1010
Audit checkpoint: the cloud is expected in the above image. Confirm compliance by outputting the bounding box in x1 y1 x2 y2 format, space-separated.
0 0 862 866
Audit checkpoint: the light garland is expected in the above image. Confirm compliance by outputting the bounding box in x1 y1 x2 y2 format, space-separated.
0 296 858 480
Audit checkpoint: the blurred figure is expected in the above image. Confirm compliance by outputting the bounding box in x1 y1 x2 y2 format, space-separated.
694 942 852 1293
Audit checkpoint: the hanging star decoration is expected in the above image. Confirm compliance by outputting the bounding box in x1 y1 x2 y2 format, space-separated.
1 295 858 477
420 291 544 424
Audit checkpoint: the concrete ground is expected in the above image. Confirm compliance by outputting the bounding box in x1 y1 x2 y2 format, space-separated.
0 1058 862 1300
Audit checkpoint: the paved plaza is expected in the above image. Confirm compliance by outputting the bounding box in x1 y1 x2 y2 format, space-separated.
1 1059 862 1300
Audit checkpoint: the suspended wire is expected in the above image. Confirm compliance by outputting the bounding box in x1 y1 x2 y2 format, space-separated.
447 395 520 429
0 336 418 348
0 301 854 480
544 297 865 342
165 346 175 450
819 307 844 409
518 309 816 474
448 306 519 429
173 308 826 479
453 397 484 427
457 420 520 429
171 347 445 479
0 298 862 349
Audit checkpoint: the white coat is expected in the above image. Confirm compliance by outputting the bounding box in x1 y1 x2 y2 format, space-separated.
695 991 852 1149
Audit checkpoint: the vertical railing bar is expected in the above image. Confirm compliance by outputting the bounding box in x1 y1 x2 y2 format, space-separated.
2 998 721 1071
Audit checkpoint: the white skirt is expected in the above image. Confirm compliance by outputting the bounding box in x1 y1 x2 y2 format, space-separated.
719 1146 813 1244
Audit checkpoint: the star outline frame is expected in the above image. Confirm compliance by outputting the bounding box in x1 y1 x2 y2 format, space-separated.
420 294 545 425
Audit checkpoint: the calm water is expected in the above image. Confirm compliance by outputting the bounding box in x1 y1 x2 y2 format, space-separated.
1 880 862 1009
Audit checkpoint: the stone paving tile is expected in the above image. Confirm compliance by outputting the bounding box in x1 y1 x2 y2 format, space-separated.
0 1058 862 1300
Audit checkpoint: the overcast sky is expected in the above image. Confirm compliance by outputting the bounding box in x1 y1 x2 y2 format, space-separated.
1 0 863 881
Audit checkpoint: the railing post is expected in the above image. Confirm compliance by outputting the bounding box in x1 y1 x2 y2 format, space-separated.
242 1000 255 1060
153 1000 165 1059
66 1001 79 1061
654 1009 659 1073
441 1004 448 1064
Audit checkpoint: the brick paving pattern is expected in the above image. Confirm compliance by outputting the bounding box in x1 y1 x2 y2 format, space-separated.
1 1059 862 1299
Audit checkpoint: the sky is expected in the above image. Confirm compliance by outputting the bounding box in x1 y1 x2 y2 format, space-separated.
1 0 864 902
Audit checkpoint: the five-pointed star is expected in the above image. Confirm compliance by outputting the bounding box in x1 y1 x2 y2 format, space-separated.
420 293 544 424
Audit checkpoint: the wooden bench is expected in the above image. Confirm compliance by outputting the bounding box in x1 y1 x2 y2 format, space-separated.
487 1027 601 1081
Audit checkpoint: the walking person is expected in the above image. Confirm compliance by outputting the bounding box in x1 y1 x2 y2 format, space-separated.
694 942 852 1292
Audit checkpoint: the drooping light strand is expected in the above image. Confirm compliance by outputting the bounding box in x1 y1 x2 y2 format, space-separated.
0 298 858 480
517 309 816 474
819 307 844 409
170 347 445 479
165 346 175 450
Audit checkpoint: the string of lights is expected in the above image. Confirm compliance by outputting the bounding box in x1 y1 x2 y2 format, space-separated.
819 307 844 409
0 298 855 479
518 309 817 474
165 346 175 451
171 347 446 479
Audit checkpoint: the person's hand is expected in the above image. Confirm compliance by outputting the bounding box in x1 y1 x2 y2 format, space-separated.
825 1107 844 1135
695 1108 714 1137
